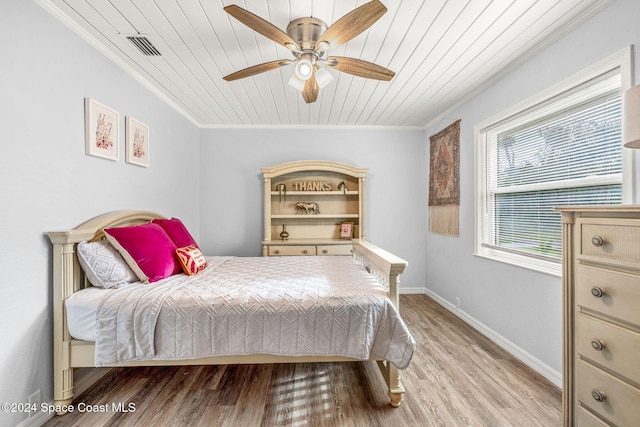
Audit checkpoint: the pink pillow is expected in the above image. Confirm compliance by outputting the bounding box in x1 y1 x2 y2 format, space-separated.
152 217 199 248
104 223 181 283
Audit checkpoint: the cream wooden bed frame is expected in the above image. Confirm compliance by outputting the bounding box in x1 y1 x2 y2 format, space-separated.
48 210 409 414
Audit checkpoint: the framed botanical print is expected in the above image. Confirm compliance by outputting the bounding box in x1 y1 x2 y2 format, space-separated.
85 98 119 161
125 116 149 167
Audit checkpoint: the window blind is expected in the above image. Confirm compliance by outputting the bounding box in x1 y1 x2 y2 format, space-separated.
480 73 622 261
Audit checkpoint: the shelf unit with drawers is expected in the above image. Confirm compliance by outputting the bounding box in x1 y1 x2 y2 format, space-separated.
556 206 640 427
261 160 367 256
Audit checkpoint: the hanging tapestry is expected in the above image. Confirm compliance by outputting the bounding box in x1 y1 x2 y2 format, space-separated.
429 119 461 236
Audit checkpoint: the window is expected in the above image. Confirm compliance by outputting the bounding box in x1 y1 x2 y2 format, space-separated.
475 48 632 275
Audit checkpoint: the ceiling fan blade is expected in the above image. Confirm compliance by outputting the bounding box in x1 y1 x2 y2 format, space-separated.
224 5 300 51
223 59 292 81
302 75 319 103
317 0 387 49
325 56 395 81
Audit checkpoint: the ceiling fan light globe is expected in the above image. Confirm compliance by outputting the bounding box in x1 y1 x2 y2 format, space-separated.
315 67 333 89
294 58 313 80
288 74 306 91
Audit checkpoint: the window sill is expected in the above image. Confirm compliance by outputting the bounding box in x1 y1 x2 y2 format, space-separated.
474 248 562 278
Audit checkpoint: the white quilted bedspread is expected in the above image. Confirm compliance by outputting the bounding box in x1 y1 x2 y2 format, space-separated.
94 256 415 369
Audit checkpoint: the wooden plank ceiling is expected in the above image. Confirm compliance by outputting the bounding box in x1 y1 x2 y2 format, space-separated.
37 0 611 128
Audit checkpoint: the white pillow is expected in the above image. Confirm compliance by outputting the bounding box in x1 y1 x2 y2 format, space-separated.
76 240 138 288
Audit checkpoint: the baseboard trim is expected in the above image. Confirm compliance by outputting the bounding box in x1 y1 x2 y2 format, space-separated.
16 409 52 427
404 287 562 389
399 286 428 294
15 367 115 427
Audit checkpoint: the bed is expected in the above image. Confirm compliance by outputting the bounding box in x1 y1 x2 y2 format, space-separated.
48 210 415 415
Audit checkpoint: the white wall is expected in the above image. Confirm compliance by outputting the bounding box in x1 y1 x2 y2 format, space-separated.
0 1 200 426
199 128 427 290
425 0 640 383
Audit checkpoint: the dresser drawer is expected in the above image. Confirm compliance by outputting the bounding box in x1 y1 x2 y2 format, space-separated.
268 245 315 256
576 265 640 325
576 359 640 427
579 220 640 267
576 407 610 427
316 244 352 256
576 313 640 384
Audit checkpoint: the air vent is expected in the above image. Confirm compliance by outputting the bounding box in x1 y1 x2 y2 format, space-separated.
126 36 161 56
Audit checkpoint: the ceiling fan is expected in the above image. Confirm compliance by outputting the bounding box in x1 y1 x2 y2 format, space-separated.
222 0 395 103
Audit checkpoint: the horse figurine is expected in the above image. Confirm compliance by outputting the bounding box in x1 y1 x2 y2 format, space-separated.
295 202 320 215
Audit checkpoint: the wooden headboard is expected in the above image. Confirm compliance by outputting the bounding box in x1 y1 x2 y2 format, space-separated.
47 210 166 405
48 210 166 292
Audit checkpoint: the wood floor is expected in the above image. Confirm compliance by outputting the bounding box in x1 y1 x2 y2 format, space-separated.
43 294 562 426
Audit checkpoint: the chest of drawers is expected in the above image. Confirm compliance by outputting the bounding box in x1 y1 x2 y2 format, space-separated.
557 206 640 426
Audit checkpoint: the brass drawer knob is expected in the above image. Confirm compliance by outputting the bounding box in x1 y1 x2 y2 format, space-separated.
591 389 606 403
591 286 604 298
591 235 605 247
302 249 308 254
590 339 605 351
322 249 328 254
274 249 280 254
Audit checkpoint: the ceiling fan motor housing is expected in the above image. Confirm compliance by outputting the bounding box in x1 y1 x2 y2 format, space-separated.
286 17 328 51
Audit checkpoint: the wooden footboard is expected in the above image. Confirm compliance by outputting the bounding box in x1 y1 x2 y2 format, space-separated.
48 211 409 414
352 239 408 407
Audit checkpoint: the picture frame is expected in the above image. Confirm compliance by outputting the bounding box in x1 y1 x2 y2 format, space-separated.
85 98 119 161
339 221 354 239
125 116 150 167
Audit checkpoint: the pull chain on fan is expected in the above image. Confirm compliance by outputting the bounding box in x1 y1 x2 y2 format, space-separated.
222 1 395 103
